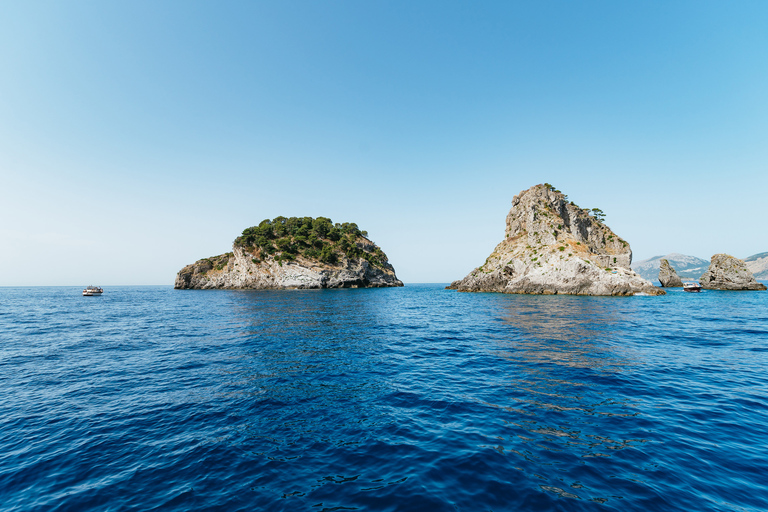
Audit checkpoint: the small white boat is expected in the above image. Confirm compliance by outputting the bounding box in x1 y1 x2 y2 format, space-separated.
83 286 104 296
683 282 702 293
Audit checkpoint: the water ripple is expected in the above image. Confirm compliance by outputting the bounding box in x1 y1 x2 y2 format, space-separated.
0 285 767 511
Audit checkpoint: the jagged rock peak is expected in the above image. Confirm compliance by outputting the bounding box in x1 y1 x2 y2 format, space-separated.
175 216 403 290
447 183 664 296
699 253 767 290
658 259 684 287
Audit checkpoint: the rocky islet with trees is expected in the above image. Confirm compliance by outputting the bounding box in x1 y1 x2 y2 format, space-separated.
175 216 402 289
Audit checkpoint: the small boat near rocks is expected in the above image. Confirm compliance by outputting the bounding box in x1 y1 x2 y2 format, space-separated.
83 286 104 296
683 282 702 293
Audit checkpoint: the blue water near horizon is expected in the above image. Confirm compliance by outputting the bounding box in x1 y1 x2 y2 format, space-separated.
1 284 767 511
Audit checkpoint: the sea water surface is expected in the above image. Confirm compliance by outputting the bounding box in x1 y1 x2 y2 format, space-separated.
1 284 767 511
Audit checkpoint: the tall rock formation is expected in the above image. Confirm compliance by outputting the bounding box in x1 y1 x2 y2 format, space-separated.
658 259 684 287
699 254 767 290
175 217 403 289
447 184 664 296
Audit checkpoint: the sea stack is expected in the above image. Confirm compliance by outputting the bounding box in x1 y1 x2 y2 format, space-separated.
699 254 767 290
175 217 403 289
658 259 684 287
447 184 664 296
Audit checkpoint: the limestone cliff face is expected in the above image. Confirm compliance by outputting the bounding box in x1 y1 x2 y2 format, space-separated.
175 219 403 290
658 259 684 287
447 184 664 296
699 254 767 291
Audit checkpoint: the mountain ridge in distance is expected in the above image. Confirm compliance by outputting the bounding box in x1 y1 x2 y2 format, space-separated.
632 253 711 282
744 252 768 279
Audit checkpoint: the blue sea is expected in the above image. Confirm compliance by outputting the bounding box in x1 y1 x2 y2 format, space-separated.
2 284 767 511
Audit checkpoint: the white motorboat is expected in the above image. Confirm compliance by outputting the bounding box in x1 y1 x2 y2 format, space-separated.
83 286 104 296
683 282 702 293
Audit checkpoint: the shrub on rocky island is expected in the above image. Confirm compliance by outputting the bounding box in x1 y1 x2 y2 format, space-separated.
234 216 387 268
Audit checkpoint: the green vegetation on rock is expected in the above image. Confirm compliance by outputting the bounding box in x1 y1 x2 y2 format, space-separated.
234 216 388 268
590 208 606 222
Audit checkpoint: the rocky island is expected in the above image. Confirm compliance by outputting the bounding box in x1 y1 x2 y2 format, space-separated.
658 259 684 287
699 253 767 290
175 217 403 289
447 184 664 296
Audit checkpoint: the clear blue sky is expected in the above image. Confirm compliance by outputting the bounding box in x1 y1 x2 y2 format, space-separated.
2 1 767 285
